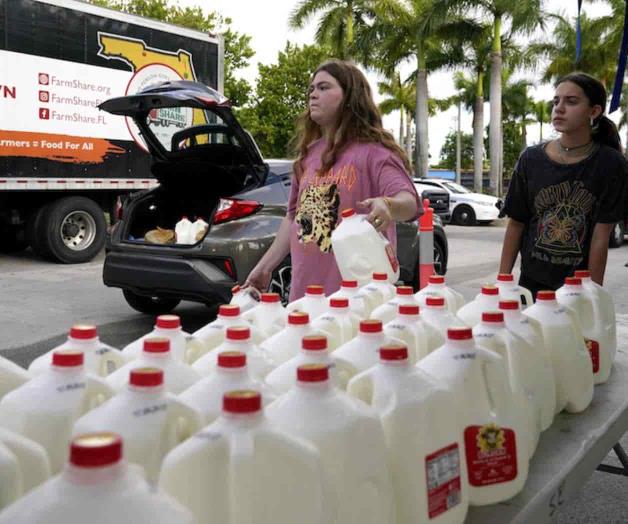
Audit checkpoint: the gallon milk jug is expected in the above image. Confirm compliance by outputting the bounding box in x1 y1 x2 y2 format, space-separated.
416 296 459 350
575 269 617 362
417 327 528 505
287 284 329 320
347 345 469 524
0 433 196 524
242 292 287 340
499 300 556 431
175 216 194 244
0 428 50 502
122 314 201 363
265 334 355 393
181 351 276 425
524 290 594 414
383 304 429 363
331 208 400 285
0 350 114 474
73 368 202 483
456 285 501 327
261 311 312 366
0 356 30 400
329 280 370 318
311 297 359 349
229 284 259 314
371 285 420 325
29 325 126 377
495 273 534 308
361 272 396 305
557 277 612 384
192 304 263 360
192 326 273 380
108 338 200 394
415 275 465 314
0 440 20 510
190 217 209 243
333 320 388 382
473 312 540 459
266 364 395 524
159 390 328 524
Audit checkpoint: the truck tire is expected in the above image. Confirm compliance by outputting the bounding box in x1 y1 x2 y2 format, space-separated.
123 289 180 315
27 203 54 258
37 197 106 263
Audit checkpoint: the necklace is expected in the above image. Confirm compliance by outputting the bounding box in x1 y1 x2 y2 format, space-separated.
558 139 593 152
555 139 595 164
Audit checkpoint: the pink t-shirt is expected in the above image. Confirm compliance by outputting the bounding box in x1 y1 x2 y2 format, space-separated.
287 139 421 301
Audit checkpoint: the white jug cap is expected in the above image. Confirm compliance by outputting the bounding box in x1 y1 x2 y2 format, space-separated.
481 285 499 296
52 350 84 367
143 337 170 353
156 315 181 329
219 304 240 317
70 325 97 340
360 320 382 333
379 345 409 362
223 390 261 414
498 300 520 311
226 326 251 341
130 367 164 387
288 312 310 325
497 273 514 282
447 327 473 340
396 286 414 296
260 293 281 303
218 351 246 368
297 363 329 383
537 290 556 301
428 275 445 284
70 433 122 468
482 311 504 323
302 335 327 351
306 285 324 295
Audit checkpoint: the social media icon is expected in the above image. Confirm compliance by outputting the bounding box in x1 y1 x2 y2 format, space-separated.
38 73 49 85
39 108 50 120
39 90 49 103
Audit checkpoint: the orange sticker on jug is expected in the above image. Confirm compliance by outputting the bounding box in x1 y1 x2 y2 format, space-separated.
464 423 517 486
585 338 600 373
425 443 461 518
385 243 399 273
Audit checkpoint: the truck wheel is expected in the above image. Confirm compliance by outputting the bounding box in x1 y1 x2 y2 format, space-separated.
38 197 106 263
123 289 180 315
609 222 624 248
27 204 53 258
270 257 291 305
452 205 476 226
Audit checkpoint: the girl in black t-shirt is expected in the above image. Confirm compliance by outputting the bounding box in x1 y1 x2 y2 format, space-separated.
499 72 628 297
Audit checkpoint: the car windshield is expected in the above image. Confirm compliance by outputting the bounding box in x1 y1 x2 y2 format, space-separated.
441 181 470 194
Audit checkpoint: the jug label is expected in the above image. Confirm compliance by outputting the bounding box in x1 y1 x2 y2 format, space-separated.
133 403 167 418
385 244 400 273
464 424 517 486
425 443 461 518
585 339 600 373
56 381 86 393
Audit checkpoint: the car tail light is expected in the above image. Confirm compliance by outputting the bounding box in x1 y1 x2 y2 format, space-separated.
213 199 262 225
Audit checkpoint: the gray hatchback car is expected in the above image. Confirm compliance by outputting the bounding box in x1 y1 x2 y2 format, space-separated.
101 81 448 314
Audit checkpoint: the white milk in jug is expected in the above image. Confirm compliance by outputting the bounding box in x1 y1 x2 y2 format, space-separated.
333 320 388 382
331 208 400 286
73 368 202 483
0 356 30 400
0 350 114 473
0 428 50 500
524 290 594 414
362 272 396 304
499 300 556 431
383 304 429 363
29 325 126 377
311 297 359 349
159 390 328 524
108 338 200 394
229 284 259 314
329 280 370 318
495 273 533 308
287 284 329 319
419 296 459 350
456 285 501 327
371 285 420 325
417 328 528 505
261 311 313 366
347 345 469 524
175 216 194 244
0 440 20 510
415 275 465 313
0 433 196 524
190 217 209 243
242 292 287 340
266 364 395 524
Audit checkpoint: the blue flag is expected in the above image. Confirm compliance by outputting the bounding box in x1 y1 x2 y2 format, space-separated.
609 0 628 113
576 0 583 63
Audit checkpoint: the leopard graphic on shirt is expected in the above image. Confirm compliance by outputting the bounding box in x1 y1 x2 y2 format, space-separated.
534 181 595 259
295 183 340 253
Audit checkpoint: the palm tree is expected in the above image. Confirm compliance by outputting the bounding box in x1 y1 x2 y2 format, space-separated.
377 72 415 149
532 99 552 142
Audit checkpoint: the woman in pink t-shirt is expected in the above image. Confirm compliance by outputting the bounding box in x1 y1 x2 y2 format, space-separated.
246 59 420 301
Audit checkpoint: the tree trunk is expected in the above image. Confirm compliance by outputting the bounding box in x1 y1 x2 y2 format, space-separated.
415 51 429 178
521 119 527 151
489 14 503 197
399 107 404 146
473 94 484 193
539 121 543 142
405 109 413 163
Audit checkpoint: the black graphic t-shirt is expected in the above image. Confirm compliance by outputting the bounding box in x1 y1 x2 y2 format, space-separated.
502 142 628 288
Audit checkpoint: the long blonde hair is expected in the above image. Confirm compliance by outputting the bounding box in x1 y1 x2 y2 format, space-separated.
291 59 412 180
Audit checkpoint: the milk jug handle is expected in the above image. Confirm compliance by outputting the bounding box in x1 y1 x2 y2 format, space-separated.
346 370 374 405
85 374 115 410
184 335 204 364
331 357 359 390
98 347 127 375
165 394 203 441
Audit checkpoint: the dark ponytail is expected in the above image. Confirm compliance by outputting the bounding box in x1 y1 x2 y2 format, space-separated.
555 72 622 152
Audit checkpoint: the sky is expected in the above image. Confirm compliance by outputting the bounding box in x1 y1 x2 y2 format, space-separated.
177 0 620 162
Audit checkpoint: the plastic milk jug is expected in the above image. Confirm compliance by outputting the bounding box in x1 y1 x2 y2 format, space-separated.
417 328 529 505
73 368 202 483
265 335 355 393
473 312 540 459
242 292 287 340
229 284 259 314
333 320 388 381
287 284 329 320
261 311 313 366
0 439 20 510
416 296 460 349
575 269 617 362
329 280 370 318
122 315 201 363
29 325 126 377
331 208 400 286
181 351 275 425
0 433 196 524
190 217 209 243
415 275 465 314
361 272 396 306
175 216 194 244
524 291 594 414
371 286 420 325
495 273 534 308
311 297 359 349
456 285 501 327
499 300 556 431
557 277 612 384
0 356 30 400
159 390 328 524
383 304 430 363
348 345 469 524
0 350 114 474
108 338 200 395
266 364 395 524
